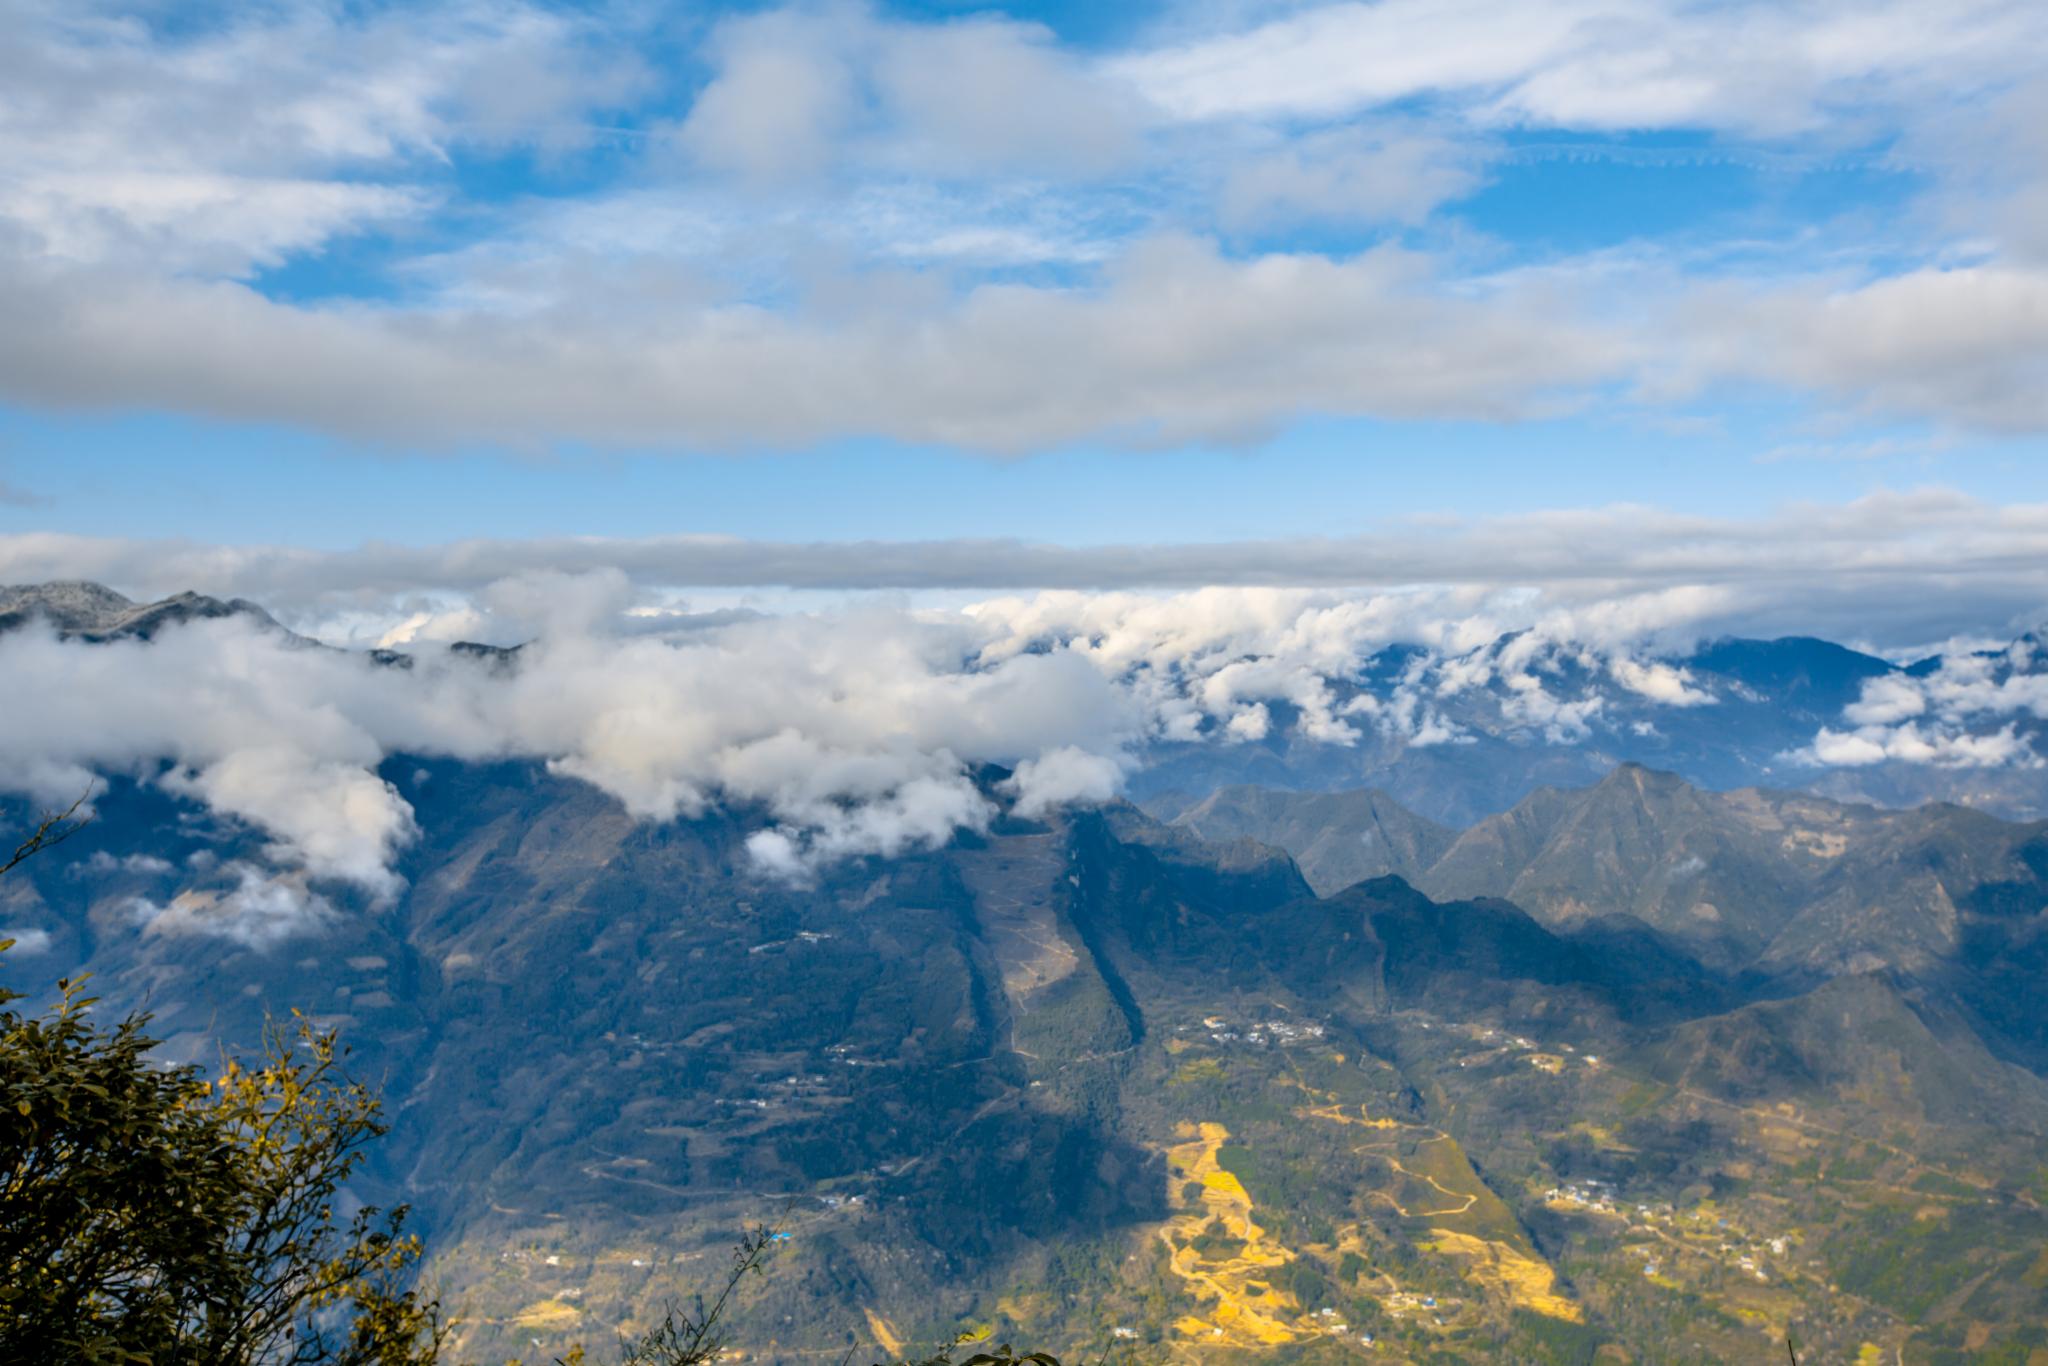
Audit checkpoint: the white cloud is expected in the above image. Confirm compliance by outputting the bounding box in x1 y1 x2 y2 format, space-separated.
1003 747 1126 819
1119 0 2048 136
0 0 643 273
873 16 1141 178
1217 126 1483 229
1608 657 1714 707
0 235 1617 452
675 9 859 183
5 489 2047 655
1118 0 1596 123
0 172 426 276
0 603 1144 892
0 623 416 897
1799 642 2048 769
1801 721 2034 769
130 864 337 950
672 4 1141 185
0 567 1813 904
4 534 2038 924
11 213 2044 448
0 0 2043 452
1843 674 1929 726
2 927 53 956
81 851 174 876
1678 266 2048 434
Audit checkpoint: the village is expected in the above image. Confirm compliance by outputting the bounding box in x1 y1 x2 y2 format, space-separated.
1544 1179 1799 1288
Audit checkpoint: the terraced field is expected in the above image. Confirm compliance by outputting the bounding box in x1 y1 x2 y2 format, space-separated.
1161 1122 1304 1348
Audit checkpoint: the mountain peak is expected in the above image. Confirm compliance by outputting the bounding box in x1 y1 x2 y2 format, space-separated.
0 580 293 643
0 579 136 626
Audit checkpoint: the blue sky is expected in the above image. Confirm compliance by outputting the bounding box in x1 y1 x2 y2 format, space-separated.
2 0 2046 566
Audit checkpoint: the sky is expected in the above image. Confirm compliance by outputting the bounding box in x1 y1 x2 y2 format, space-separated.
1 0 2045 579
6 0 2048 922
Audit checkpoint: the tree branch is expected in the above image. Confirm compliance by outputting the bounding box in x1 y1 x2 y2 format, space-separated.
1 785 95 879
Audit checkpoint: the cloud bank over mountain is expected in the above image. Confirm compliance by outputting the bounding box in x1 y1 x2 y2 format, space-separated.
1800 639 2048 770
3 555 2044 945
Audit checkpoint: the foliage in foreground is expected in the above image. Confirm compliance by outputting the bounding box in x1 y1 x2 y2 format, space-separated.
0 983 444 1364
0 797 439 1363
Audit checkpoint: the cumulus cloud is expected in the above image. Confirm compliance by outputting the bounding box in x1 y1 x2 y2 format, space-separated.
2 928 53 956
1607 657 1715 707
130 865 338 951
674 8 859 183
1003 747 1127 819
0 624 417 897
671 3 1142 184
1798 640 2048 769
1843 674 1930 726
1802 722 2034 769
0 601 1144 901
0 0 644 274
1676 266 2048 434
10 230 2043 455
0 0 2043 452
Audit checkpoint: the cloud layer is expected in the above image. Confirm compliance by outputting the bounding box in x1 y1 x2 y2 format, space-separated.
5 550 2043 947
4 488 2045 652
2 0 2046 451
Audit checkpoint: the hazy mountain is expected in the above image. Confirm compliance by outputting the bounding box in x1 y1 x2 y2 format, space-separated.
1163 765 2048 959
1131 632 2048 825
0 580 298 642
1160 785 1457 892
1682 635 1898 715
1422 763 1891 957
1645 972 2048 1136
1155 764 2048 1078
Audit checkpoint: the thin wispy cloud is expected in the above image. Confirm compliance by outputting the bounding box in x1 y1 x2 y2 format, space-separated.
5 489 2045 649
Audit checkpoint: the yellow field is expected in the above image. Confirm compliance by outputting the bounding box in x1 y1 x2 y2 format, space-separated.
1160 1122 1304 1348
1425 1230 1582 1321
512 1297 583 1330
865 1308 906 1357
864 1302 905 1359
1159 1110 1583 1344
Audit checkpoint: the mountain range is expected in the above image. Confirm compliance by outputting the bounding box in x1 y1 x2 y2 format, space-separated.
1131 629 2048 828
4 584 2048 1362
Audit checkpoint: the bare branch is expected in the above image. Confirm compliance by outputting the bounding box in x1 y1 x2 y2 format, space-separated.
0 783 95 878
